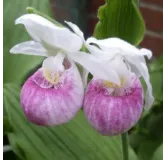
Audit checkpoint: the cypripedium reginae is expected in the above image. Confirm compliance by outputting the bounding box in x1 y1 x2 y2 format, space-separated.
10 13 154 135
10 14 115 126
82 37 154 135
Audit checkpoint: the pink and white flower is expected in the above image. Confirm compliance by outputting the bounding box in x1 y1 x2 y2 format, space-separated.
9 14 85 125
83 37 154 135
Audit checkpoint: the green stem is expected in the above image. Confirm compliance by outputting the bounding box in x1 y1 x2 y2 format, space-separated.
121 132 129 160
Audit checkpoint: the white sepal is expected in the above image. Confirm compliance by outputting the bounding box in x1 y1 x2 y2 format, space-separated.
10 41 48 56
16 14 83 53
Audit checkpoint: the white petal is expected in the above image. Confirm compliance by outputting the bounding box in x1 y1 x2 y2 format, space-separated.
128 63 142 78
42 53 65 72
127 57 154 109
16 14 56 42
87 37 152 58
85 42 118 61
87 37 137 53
10 41 48 56
16 13 56 27
69 51 120 85
16 14 83 52
109 55 131 79
65 21 84 41
140 48 152 59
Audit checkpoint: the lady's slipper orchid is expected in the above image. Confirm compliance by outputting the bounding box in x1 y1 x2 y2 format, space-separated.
9 14 110 126
9 13 86 125
83 37 154 135
20 54 84 125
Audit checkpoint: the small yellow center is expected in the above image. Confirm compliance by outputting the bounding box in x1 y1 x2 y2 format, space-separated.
43 69 60 85
104 77 126 89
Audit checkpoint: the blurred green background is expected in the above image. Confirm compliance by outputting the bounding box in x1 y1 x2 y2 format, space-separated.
3 0 163 160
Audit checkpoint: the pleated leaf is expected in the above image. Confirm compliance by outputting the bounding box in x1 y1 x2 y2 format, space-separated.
94 0 145 45
152 144 163 160
4 83 138 160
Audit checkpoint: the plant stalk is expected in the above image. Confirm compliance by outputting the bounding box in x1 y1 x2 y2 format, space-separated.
121 132 129 160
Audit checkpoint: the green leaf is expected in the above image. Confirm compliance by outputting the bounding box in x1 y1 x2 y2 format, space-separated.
3 116 13 135
151 72 163 101
137 140 159 160
152 144 163 160
149 56 163 73
4 83 138 160
129 133 147 150
149 57 163 102
3 0 53 85
94 0 145 45
146 114 163 140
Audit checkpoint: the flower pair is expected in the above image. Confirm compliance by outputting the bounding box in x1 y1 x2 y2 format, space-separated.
10 14 154 135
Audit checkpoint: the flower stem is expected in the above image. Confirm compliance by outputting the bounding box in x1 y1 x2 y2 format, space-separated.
121 132 129 160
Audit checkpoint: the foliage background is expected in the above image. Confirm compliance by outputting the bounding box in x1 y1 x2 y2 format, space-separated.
3 0 163 160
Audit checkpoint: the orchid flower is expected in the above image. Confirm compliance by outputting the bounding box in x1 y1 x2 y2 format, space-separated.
10 14 113 126
82 37 154 135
